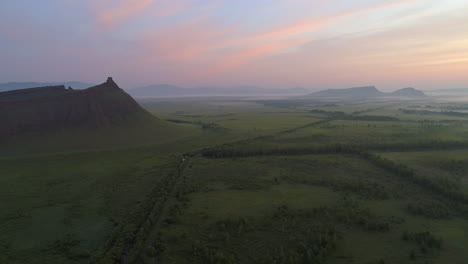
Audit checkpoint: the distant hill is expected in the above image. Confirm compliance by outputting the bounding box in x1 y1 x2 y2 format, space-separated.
0 81 94 92
126 84 309 97
303 86 426 99
0 78 187 154
390 87 426 97
308 86 383 99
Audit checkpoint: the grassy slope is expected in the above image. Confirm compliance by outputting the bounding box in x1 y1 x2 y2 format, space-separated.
0 114 195 157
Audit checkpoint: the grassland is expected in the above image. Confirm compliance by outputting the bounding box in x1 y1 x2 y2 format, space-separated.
2 96 468 263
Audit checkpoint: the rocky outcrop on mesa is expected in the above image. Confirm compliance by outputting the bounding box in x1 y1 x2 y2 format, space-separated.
0 77 153 136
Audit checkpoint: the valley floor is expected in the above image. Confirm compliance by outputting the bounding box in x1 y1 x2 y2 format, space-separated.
2 97 468 263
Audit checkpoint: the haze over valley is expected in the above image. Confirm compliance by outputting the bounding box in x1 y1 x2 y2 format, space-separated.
2 1 468 264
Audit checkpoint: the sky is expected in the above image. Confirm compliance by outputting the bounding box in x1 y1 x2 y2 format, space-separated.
1 0 467 90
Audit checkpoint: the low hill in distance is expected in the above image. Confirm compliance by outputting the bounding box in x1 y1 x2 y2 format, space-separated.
390 87 426 97
303 86 426 99
0 78 188 155
424 88 468 93
126 84 309 97
0 81 94 92
308 86 383 98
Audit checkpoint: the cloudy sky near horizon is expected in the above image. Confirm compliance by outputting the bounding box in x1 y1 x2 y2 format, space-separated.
1 0 467 90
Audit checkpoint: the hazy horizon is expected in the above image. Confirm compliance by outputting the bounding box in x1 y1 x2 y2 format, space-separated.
1 0 468 90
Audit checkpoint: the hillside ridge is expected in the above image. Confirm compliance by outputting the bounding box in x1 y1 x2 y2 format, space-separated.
0 77 153 136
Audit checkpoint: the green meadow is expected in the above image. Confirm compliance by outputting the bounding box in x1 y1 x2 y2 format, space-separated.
2 97 468 263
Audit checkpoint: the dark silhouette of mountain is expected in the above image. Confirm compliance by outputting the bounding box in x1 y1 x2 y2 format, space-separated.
303 86 426 99
126 84 309 97
0 77 158 136
0 81 94 92
0 77 190 155
390 87 426 97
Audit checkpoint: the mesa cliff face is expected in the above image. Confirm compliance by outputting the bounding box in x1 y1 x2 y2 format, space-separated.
0 78 153 136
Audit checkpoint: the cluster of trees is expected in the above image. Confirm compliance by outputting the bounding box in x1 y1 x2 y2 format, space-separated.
407 200 450 219
435 159 468 174
366 140 468 152
276 119 332 136
191 241 238 264
184 199 399 264
400 108 468 118
281 170 390 200
258 99 316 108
330 197 397 232
308 109 398 121
339 180 389 200
165 119 227 131
0 239 12 263
263 228 337 264
272 199 395 234
51 233 90 260
341 115 398 121
307 177 390 200
94 156 185 264
351 106 387 115
358 150 467 204
165 119 192 124
200 143 361 159
212 218 253 236
402 231 443 256
442 104 468 111
308 109 346 117
200 122 226 131
201 143 468 208
258 206 339 264
144 237 165 259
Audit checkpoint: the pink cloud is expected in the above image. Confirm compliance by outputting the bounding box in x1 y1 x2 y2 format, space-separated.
93 0 155 31
151 0 195 18
127 0 426 86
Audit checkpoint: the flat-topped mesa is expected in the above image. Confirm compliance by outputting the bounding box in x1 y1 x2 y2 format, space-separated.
0 85 69 102
0 77 152 135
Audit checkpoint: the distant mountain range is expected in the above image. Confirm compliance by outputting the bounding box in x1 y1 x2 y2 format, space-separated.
0 81 94 92
126 84 310 97
0 82 429 99
303 86 426 99
425 88 468 93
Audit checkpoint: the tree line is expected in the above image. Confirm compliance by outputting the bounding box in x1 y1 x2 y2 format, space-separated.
200 144 468 206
